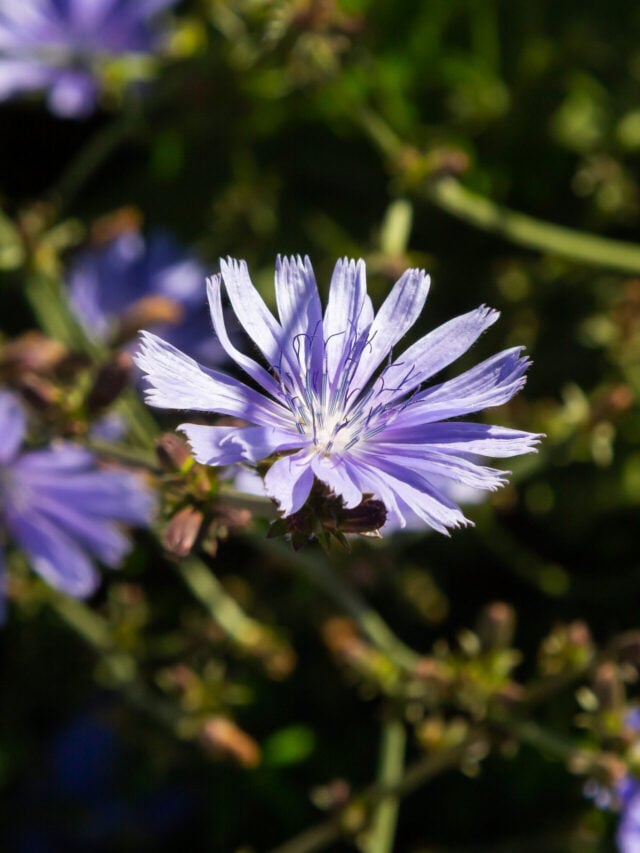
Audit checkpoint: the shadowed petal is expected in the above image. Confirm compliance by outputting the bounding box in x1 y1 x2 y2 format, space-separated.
219 258 288 370
311 454 362 508
15 445 95 473
17 463 154 524
135 331 292 428
398 347 530 424
7 509 100 597
379 305 500 403
29 497 131 567
324 258 373 386
380 422 542 457
358 456 471 534
351 267 430 390
179 424 304 466
359 446 507 491
0 391 26 463
264 450 314 515
207 275 283 399
275 255 325 379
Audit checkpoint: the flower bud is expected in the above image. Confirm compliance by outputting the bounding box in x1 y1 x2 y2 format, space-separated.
593 662 625 713
476 602 516 651
163 505 204 558
199 716 261 768
86 351 133 412
156 432 192 472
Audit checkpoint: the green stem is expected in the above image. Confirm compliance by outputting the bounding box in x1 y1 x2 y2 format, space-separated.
48 110 141 216
269 733 477 853
357 106 640 274
177 555 271 650
365 716 407 853
23 270 158 448
49 592 182 732
427 177 640 274
271 544 420 671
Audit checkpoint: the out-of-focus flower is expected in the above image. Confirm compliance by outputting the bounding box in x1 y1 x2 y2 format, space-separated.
0 0 177 118
7 704 195 850
0 390 153 614
68 227 223 366
615 709 640 853
136 255 541 532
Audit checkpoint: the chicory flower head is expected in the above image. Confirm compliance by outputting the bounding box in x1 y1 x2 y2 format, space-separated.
68 227 223 366
136 256 541 532
0 0 177 118
0 390 154 615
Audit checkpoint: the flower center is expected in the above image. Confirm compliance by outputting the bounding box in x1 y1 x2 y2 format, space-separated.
278 326 410 458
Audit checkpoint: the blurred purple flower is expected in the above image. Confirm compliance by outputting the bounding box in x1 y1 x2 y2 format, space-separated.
616 709 640 853
0 0 177 118
0 390 154 614
68 228 223 366
136 255 541 532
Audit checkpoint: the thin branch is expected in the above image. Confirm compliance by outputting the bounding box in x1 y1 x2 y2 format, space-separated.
364 715 407 853
357 106 640 275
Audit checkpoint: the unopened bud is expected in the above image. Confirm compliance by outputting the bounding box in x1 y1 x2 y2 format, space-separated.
156 432 192 471
593 662 625 713
477 602 516 651
199 716 261 768
90 207 142 246
86 351 133 412
567 621 593 651
0 332 67 376
163 505 204 558
117 296 184 343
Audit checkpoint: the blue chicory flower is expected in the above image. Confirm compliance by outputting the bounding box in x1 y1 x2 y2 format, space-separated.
68 227 223 366
0 0 177 118
0 390 154 614
136 256 541 531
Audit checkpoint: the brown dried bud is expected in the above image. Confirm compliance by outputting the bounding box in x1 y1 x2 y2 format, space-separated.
199 716 261 768
86 351 133 412
0 332 67 377
476 602 516 651
593 662 625 713
615 631 640 665
567 621 593 650
156 432 192 471
321 617 370 666
163 505 204 558
90 207 143 246
117 296 184 344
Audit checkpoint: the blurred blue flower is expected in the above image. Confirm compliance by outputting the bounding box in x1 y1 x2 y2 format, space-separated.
616 709 640 853
136 255 541 531
0 390 154 614
9 705 195 852
68 228 222 367
0 0 177 118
